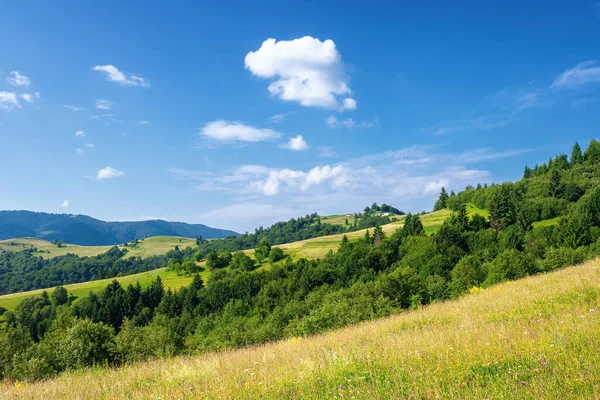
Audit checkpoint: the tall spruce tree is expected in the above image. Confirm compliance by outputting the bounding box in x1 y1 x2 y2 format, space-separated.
571 141 583 165
434 187 449 211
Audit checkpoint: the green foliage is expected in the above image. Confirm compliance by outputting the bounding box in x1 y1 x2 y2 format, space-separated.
268 247 285 263
488 184 517 230
584 139 600 163
434 187 449 211
50 286 68 306
230 251 254 271
484 250 536 286
402 213 424 236
255 238 271 263
571 141 583 165
449 255 485 296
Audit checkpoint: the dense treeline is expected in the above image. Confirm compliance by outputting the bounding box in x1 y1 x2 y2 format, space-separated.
195 211 397 255
2 141 600 381
0 246 198 295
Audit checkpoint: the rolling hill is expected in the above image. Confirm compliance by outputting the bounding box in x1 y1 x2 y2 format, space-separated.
0 210 238 245
4 259 598 399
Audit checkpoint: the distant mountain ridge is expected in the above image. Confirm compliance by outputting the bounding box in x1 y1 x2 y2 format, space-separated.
0 210 238 245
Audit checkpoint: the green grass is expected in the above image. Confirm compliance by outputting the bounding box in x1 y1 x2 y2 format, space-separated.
0 268 202 312
533 217 561 228
0 236 197 259
5 259 599 399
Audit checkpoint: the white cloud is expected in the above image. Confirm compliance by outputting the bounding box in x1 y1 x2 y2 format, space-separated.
0 91 21 110
92 65 150 88
326 115 378 129
245 36 356 110
85 143 95 150
76 148 83 154
138 120 149 125
281 135 309 151
267 113 286 123
61 200 69 208
96 99 113 110
97 166 125 180
200 120 281 143
75 130 85 137
6 71 30 87
319 146 337 158
64 105 83 111
423 180 448 195
551 61 600 89
455 148 531 163
249 164 351 196
20 93 33 103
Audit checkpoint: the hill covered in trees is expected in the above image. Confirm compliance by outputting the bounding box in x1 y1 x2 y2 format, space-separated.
2 140 600 383
0 211 239 245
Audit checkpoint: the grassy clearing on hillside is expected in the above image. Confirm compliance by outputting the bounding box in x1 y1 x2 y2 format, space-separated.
5 259 599 399
0 236 196 259
0 268 200 312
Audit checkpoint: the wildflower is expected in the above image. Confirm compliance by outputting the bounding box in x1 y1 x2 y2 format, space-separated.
338 385 343 389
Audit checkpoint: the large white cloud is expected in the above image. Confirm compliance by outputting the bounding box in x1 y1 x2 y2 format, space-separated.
250 164 351 196
551 61 600 89
93 65 149 88
200 120 281 143
245 36 356 110
97 166 125 180
6 71 30 87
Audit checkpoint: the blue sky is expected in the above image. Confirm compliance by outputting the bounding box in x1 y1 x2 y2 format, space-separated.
1 1 600 232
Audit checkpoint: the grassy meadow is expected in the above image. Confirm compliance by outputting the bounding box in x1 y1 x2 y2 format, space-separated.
4 259 598 399
0 268 201 312
0 236 197 259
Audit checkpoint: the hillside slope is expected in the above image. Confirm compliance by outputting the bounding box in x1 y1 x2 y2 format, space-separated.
0 210 238 245
4 259 599 399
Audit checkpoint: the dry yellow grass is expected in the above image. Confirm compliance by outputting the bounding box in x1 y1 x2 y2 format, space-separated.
4 259 599 399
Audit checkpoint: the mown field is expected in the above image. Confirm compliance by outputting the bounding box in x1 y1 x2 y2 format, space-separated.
4 259 598 399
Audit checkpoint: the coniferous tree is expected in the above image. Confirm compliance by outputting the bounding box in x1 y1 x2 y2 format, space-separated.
571 141 583 165
434 187 449 210
488 184 516 231
548 168 563 198
584 139 600 164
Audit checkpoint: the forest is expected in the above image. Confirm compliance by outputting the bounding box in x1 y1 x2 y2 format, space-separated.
1 140 600 381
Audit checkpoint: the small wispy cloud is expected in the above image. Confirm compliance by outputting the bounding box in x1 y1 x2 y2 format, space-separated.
96 99 113 110
97 166 125 180
326 115 379 129
138 120 149 125
267 113 287 123
84 143 95 150
64 105 83 111
75 130 85 137
551 61 600 89
6 71 30 87
93 65 150 88
61 200 69 208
